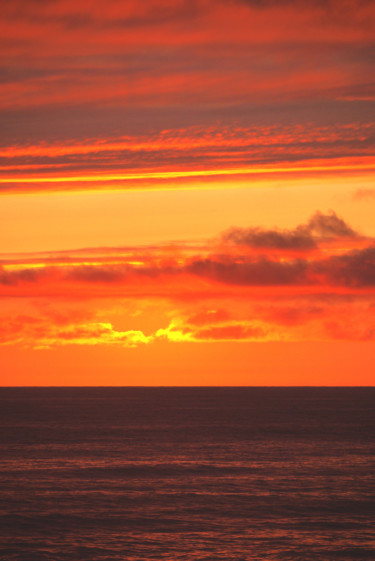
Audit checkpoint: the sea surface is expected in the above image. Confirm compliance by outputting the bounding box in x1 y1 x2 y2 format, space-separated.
0 387 374 560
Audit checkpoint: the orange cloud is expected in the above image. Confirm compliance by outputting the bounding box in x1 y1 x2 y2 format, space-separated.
0 314 153 349
1 123 374 193
1 0 374 197
1 211 374 297
1 212 375 349
3 294 375 350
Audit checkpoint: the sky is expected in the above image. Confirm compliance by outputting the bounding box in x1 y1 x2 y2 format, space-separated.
1 0 375 385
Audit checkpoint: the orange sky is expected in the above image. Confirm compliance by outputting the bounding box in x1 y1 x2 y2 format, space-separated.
1 0 375 385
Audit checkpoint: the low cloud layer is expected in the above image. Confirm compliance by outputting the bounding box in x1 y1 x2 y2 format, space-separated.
0 212 373 292
1 212 375 348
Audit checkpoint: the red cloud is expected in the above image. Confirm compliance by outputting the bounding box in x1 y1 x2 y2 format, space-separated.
1 0 374 198
2 209 375 349
0 212 373 298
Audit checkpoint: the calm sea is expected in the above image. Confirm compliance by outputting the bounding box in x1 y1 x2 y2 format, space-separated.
0 387 374 560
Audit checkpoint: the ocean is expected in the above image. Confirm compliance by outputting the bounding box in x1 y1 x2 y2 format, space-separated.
0 387 374 560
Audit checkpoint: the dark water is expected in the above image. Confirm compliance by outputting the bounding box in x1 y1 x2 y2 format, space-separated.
0 387 374 560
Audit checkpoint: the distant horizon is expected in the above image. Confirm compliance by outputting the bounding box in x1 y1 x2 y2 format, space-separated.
2 385 374 389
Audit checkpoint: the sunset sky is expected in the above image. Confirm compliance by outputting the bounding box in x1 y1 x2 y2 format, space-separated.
1 0 375 385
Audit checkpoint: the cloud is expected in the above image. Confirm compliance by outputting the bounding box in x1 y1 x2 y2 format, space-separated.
0 0 374 188
222 210 358 251
0 314 154 349
2 252 375 349
3 301 374 348
155 318 272 342
193 323 266 341
319 246 375 287
0 0 373 199
2 121 374 193
259 303 325 326
353 188 375 200
0 266 46 286
222 226 317 251
305 210 357 238
187 309 231 326
0 212 373 300
190 242 375 290
187 258 308 286
64 265 129 283
324 319 375 341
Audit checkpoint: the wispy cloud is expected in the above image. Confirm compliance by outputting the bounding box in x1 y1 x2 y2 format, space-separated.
1 124 374 193
1 0 374 193
353 188 375 200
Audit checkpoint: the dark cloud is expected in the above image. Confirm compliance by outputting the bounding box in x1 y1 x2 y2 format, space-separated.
64 265 128 283
63 263 173 283
235 0 374 12
0 266 44 285
320 246 375 287
0 0 203 29
0 256 309 290
223 226 317 250
222 211 357 250
0 213 373 292
305 211 357 238
187 258 308 286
